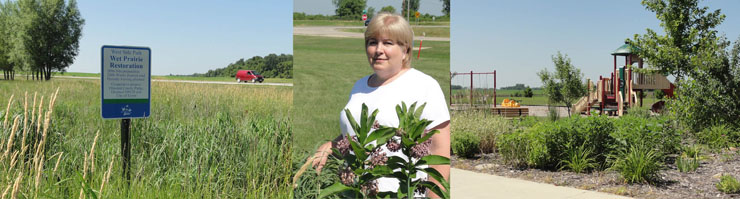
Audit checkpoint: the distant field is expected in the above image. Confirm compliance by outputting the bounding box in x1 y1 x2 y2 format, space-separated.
339 26 450 38
32 72 295 84
0 78 293 198
294 19 450 27
293 35 450 152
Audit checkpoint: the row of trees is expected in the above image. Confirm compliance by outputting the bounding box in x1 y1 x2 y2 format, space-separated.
329 0 449 20
0 0 84 81
194 54 293 79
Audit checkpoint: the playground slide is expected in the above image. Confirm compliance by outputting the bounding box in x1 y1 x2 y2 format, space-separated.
571 81 600 115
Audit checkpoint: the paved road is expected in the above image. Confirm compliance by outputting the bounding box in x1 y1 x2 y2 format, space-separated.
293 26 450 41
451 168 633 199
51 76 293 87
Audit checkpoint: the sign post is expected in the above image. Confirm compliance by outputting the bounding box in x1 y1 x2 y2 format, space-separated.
415 11 420 25
101 45 151 185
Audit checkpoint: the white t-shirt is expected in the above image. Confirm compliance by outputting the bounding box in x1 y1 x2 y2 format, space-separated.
339 68 450 194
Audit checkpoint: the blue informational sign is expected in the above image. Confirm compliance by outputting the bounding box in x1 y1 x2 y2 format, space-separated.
101 45 151 119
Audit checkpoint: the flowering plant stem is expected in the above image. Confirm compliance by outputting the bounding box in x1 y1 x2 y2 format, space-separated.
319 102 450 199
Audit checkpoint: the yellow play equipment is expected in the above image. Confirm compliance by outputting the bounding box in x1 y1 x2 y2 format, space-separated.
501 99 520 107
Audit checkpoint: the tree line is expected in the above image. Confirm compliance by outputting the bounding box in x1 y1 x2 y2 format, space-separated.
294 0 450 21
193 54 293 79
0 0 84 81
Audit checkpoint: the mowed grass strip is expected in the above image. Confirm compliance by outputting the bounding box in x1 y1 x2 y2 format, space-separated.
0 78 293 198
22 72 294 84
294 20 450 27
293 35 449 152
338 26 450 38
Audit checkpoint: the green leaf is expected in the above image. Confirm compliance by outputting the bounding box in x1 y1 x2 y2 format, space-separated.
417 129 438 144
349 140 367 161
319 182 359 199
367 127 395 147
420 180 449 199
344 108 360 137
419 155 450 165
370 165 393 176
422 167 450 190
414 102 427 119
360 103 369 142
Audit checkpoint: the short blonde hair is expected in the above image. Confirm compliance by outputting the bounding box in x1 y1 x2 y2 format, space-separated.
365 12 414 68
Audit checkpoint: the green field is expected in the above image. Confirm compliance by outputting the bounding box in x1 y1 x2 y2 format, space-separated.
14 72 295 84
338 26 450 38
0 78 293 198
293 35 450 153
294 20 450 27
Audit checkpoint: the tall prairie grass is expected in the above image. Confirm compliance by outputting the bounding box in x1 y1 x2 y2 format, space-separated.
0 78 292 198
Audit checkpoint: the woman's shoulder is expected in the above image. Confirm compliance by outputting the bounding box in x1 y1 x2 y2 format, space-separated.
404 68 441 87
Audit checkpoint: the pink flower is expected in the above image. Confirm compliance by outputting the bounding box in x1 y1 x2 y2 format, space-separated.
339 166 355 186
368 148 388 169
334 135 356 156
411 139 432 159
361 180 379 196
372 120 380 129
386 140 401 152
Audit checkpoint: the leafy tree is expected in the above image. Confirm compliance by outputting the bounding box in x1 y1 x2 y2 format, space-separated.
629 0 726 82
441 0 450 16
380 5 396 14
401 0 419 19
630 0 740 130
333 0 366 20
524 86 534 98
0 1 15 80
14 0 84 81
538 52 587 116
367 6 375 19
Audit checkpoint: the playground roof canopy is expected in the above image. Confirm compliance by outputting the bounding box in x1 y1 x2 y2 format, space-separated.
611 42 640 56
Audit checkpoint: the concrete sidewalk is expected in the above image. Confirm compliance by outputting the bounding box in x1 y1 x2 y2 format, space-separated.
451 168 632 199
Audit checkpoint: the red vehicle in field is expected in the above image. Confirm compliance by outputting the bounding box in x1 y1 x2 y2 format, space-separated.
235 70 264 83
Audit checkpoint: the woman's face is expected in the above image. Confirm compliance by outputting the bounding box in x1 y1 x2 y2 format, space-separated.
366 34 406 75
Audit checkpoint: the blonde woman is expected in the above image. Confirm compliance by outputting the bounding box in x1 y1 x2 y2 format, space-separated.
311 12 450 198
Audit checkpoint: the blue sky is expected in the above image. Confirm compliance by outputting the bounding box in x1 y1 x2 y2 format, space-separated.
451 0 740 88
69 0 293 75
294 0 445 16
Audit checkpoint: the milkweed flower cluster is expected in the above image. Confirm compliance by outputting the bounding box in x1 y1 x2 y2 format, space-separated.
320 102 450 199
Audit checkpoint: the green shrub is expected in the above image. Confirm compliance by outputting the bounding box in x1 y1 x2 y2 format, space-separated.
612 115 680 155
497 116 614 170
452 131 481 158
547 106 559 121
717 175 740 194
611 144 663 184
496 129 529 167
451 111 511 154
654 90 665 100
697 125 739 150
676 154 699 173
559 144 597 173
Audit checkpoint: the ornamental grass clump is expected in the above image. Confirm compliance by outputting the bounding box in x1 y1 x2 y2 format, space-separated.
717 174 740 194
320 102 450 199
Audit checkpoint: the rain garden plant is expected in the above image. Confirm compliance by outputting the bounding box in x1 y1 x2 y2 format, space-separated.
319 102 450 199
717 174 740 194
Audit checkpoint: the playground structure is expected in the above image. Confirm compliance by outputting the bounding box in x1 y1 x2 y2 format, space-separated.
571 42 675 116
450 70 529 117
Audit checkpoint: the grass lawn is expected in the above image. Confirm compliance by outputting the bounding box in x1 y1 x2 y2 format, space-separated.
294 19 449 27
338 26 450 38
293 35 450 152
0 78 293 198
27 72 295 84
